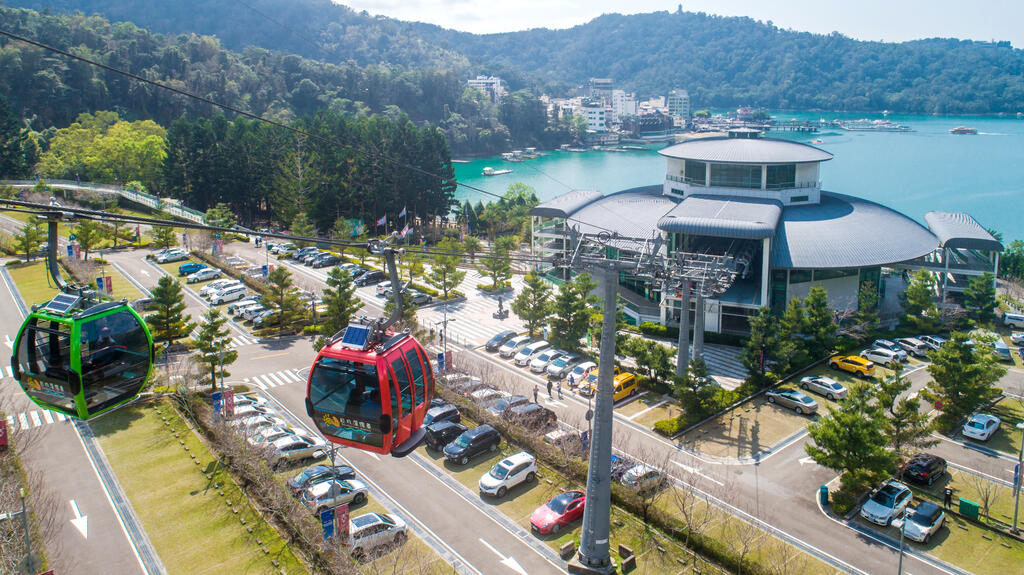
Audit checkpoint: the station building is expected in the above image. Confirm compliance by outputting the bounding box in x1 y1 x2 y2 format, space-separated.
530 130 1002 334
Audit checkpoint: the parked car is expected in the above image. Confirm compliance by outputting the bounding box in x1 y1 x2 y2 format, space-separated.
204 281 243 300
375 280 396 296
872 339 909 362
479 451 538 498
227 294 261 313
828 354 875 378
356 271 386 286
1011 332 1024 345
276 246 297 257
302 251 327 265
155 248 188 263
178 262 207 276
288 464 357 494
504 403 557 430
611 373 639 402
292 247 319 261
918 335 947 351
567 361 597 384
311 254 341 268
620 464 666 492
301 479 368 514
901 453 947 486
860 480 913 526
1004 312 1024 329
498 335 533 359
233 394 269 409
891 501 945 543
443 424 501 465
798 376 848 400
486 330 519 352
186 268 221 283
530 490 585 535
247 425 296 447
271 242 296 254
233 413 289 433
345 513 408 560
424 421 468 452
270 433 326 465
469 387 504 404
896 337 930 358
962 413 1001 441
253 309 279 327
442 374 491 396
407 290 432 305
514 340 550 367
232 403 275 420
530 349 566 373
423 404 461 426
200 279 238 297
209 285 248 305
860 347 901 367
241 305 268 321
993 340 1013 361
765 389 818 415
485 395 529 417
228 300 262 317
546 353 583 379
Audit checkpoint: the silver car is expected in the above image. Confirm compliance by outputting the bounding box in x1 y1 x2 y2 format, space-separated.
301 479 369 514
798 376 847 400
270 433 326 464
765 389 818 415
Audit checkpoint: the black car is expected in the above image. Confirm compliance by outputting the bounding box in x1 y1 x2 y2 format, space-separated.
424 421 468 451
287 464 357 494
355 270 386 286
504 403 557 430
485 395 530 417
901 453 947 486
443 424 502 465
349 267 370 280
423 404 461 427
430 398 449 409
485 330 519 352
311 254 341 268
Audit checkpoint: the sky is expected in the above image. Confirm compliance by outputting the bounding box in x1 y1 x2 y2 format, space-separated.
336 0 1023 48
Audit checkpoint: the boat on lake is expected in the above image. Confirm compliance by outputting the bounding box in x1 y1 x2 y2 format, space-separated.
482 167 512 176
839 119 913 132
949 126 978 135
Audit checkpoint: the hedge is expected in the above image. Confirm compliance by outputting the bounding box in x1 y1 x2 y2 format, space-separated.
636 322 747 347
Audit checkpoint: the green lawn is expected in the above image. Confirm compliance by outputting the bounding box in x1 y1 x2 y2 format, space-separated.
92 400 307 575
5 260 61 305
985 398 1024 457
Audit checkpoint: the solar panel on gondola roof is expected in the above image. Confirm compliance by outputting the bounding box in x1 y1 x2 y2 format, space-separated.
340 324 371 348
43 293 79 314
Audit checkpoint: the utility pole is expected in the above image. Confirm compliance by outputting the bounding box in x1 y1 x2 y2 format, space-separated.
1013 421 1024 533
675 281 690 377
570 265 619 575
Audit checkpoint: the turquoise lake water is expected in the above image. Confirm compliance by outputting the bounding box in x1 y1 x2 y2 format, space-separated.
451 112 1024 242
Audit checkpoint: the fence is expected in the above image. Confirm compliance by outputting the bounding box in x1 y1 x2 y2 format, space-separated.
2 179 206 224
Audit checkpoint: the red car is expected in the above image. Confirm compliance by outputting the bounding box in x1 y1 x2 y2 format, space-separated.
530 490 585 535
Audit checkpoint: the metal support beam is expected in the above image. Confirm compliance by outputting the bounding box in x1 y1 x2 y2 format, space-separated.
675 281 690 377
570 266 618 575
693 290 705 360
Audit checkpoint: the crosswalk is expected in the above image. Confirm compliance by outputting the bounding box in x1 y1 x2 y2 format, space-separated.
1 365 13 378
187 329 258 348
6 409 68 432
699 343 749 390
416 271 527 347
243 369 306 390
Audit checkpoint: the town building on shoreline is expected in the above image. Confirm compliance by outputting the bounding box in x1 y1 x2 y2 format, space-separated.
529 129 1001 334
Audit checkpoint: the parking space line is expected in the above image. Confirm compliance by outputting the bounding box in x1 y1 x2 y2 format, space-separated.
627 399 669 421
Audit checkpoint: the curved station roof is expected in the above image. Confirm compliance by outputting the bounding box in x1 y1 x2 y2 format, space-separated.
924 211 1004 252
659 137 834 164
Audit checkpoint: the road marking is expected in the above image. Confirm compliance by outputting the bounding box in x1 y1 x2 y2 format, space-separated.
672 460 724 486
3 334 12 349
264 372 287 387
18 412 29 429
279 370 300 383
29 411 41 428
70 499 89 538
478 538 528 575
250 376 269 390
5 365 12 378
139 269 150 277
798 456 817 466
627 399 670 420
55 412 67 422
252 352 290 360
41 410 54 424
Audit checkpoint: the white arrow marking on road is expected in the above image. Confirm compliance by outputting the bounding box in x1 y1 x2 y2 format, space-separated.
479 538 527 575
69 499 88 538
3 334 11 349
799 456 817 466
139 269 150 277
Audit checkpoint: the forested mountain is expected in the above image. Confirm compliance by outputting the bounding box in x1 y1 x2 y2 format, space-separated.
9 0 1024 113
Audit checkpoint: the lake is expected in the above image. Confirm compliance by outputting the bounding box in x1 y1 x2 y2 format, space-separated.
452 112 1024 242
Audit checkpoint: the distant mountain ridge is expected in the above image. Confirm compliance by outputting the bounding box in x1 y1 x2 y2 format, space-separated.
8 0 1024 113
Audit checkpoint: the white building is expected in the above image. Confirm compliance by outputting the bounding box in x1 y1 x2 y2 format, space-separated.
467 76 505 102
610 90 637 124
667 89 690 126
578 105 609 132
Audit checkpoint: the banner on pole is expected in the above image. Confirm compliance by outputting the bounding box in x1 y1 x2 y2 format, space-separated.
97 277 105 294
0 419 8 450
320 507 336 540
335 503 350 541
104 276 113 295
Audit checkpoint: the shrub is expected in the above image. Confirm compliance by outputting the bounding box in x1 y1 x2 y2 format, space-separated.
654 417 684 437
830 488 860 516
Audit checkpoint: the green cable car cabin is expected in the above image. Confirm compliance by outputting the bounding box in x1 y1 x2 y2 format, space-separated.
11 293 154 419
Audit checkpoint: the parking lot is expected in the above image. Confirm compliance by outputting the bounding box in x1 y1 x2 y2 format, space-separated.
677 395 814 460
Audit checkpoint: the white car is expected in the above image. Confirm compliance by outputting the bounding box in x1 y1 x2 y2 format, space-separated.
231 301 263 317
301 479 368 514
860 480 912 526
247 425 295 446
514 340 550 367
200 279 238 297
186 268 222 283
209 285 248 305
155 248 188 263
891 501 945 543
270 433 326 464
568 361 597 385
530 349 566 373
1010 332 1024 345
860 347 901 367
271 242 296 254
233 413 289 433
962 414 1001 441
233 394 269 409
896 337 930 358
469 387 504 404
478 451 537 498
227 296 261 314
918 335 947 351
798 376 847 400
498 335 532 359
241 305 268 321
872 339 909 362
345 513 408 560
620 464 666 492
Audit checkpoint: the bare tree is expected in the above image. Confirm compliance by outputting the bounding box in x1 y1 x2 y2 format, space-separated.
965 472 1003 524
727 517 765 575
763 535 809 575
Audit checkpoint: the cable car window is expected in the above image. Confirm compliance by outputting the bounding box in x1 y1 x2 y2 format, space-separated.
415 346 434 402
80 310 150 413
385 364 401 434
405 348 425 407
308 357 384 448
390 357 414 414
17 319 76 413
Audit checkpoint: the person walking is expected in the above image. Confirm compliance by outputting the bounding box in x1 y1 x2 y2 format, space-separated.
557 380 564 400
533 383 539 404
546 380 553 399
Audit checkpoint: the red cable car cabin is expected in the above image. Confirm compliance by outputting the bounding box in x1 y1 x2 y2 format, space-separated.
305 325 433 456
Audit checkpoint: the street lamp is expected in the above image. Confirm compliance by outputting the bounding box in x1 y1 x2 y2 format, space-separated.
895 506 909 575
1013 421 1024 534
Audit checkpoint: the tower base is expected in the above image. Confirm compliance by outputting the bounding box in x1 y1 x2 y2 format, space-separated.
568 555 618 575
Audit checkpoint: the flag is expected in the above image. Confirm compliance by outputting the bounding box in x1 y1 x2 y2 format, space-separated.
399 206 407 219
400 224 411 238
376 214 386 227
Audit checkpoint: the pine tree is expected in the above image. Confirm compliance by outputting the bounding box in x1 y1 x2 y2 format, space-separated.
804 286 836 359
511 272 552 338
74 219 105 260
426 237 466 299
877 371 936 461
151 225 178 249
321 266 363 337
204 202 236 230
264 266 305 336
291 212 317 248
922 332 1006 431
548 273 597 352
480 235 515 289
194 307 237 390
964 272 997 324
384 291 419 334
854 280 880 334
742 307 796 386
805 382 897 491
901 269 939 331
462 236 482 262
13 220 44 262
330 218 351 257
145 276 194 346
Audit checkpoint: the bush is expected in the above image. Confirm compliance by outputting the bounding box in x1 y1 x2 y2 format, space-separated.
830 487 860 516
477 282 510 292
653 417 684 437
637 322 747 347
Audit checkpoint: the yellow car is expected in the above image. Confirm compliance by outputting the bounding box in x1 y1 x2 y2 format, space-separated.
828 355 875 378
580 370 637 401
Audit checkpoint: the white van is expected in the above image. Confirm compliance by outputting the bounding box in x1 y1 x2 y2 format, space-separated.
1004 313 1024 329
200 279 238 297
210 284 248 305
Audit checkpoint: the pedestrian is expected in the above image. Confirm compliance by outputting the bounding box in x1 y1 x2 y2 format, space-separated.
533 383 539 404
557 380 564 400
943 487 953 509
568 373 575 390
546 380 553 399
